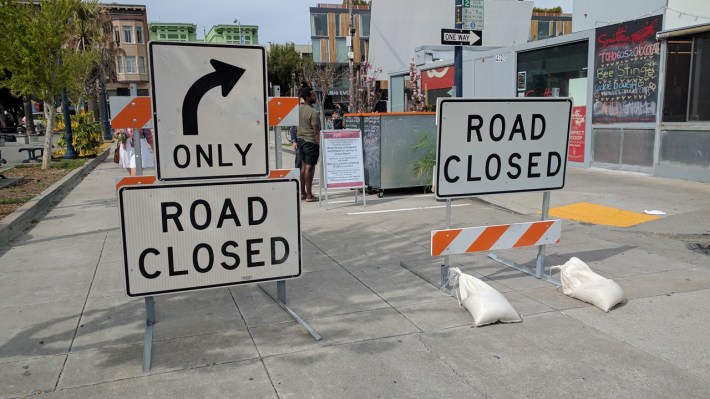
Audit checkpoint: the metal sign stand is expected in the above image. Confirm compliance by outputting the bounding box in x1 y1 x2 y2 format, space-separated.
259 282 322 341
143 296 156 372
488 191 560 285
399 199 453 294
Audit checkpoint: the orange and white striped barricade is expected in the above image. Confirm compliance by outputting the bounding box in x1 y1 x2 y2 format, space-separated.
268 97 299 169
431 220 561 257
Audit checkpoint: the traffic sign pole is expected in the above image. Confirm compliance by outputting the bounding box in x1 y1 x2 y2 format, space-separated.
455 0 463 98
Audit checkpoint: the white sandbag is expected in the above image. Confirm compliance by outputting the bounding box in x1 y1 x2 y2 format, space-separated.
551 257 625 312
449 267 522 327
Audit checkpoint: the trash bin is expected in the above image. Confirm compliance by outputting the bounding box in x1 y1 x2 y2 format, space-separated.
344 112 436 196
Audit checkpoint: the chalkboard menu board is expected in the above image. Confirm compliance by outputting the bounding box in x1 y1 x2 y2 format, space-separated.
344 116 361 130
362 116 381 188
592 15 662 124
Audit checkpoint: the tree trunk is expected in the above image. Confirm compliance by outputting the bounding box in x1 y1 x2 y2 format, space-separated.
41 100 56 170
23 97 35 134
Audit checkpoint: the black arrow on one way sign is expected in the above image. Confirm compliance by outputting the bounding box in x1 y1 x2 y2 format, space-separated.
182 59 245 135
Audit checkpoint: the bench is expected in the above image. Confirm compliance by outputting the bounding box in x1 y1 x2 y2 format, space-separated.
19 147 44 163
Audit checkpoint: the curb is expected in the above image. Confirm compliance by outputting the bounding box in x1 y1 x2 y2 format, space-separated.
0 145 110 251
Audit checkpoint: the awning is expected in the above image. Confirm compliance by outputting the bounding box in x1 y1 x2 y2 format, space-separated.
656 22 710 40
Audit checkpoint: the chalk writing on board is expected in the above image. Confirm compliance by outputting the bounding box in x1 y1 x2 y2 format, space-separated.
592 16 662 124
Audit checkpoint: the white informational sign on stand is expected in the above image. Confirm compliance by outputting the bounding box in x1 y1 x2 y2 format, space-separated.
319 129 366 207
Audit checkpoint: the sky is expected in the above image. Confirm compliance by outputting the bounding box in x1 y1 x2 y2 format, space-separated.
120 0 573 44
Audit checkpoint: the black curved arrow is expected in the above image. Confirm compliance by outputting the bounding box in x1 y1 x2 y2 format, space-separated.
182 59 245 135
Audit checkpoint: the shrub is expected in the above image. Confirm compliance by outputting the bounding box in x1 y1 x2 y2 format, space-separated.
55 112 103 157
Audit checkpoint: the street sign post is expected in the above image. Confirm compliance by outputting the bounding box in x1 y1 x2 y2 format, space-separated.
435 98 572 199
149 42 268 181
119 179 301 297
441 28 483 46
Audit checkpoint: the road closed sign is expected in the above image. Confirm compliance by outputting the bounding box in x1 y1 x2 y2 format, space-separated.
149 42 268 181
118 179 301 297
436 98 572 198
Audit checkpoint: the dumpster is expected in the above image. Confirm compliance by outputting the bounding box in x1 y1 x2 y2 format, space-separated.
344 112 436 197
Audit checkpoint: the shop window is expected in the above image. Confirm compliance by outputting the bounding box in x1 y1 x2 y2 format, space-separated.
663 32 710 122
689 32 710 121
516 41 589 98
662 39 692 122
312 13 328 37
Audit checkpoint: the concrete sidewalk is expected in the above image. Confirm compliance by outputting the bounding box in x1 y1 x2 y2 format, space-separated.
1 153 709 398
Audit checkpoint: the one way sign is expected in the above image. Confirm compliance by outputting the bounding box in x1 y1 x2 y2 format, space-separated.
441 28 483 46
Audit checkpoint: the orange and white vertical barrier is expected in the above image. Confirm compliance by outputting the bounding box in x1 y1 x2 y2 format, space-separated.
431 220 561 257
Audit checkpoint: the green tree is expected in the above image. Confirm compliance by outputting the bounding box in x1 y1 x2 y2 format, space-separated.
303 60 345 128
0 0 97 169
267 43 304 96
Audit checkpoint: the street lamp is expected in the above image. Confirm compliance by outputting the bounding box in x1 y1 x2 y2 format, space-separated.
233 18 243 44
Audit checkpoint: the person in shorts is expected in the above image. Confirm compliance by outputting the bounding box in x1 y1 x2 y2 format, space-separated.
297 87 320 201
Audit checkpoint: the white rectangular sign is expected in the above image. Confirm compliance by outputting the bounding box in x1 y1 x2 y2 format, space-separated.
436 98 572 198
119 179 301 297
149 42 268 181
321 129 365 189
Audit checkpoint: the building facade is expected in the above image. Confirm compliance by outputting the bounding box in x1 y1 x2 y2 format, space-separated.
205 24 259 44
104 3 150 96
310 3 370 64
389 3 710 183
148 22 199 42
530 11 573 41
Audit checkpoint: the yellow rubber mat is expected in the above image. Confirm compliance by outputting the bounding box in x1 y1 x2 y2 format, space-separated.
548 202 661 227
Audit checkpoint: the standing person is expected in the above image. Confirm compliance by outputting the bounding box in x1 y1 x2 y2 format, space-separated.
290 125 301 169
114 128 154 176
297 87 320 202
332 103 344 129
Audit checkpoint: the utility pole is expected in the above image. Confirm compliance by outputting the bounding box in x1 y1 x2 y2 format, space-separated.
348 0 355 112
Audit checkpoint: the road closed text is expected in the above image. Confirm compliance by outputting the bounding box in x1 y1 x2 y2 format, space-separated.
436 99 572 198
137 197 289 280
119 179 301 296
442 113 563 183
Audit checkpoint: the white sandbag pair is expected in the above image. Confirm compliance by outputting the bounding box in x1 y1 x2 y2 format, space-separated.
551 257 625 312
449 267 522 327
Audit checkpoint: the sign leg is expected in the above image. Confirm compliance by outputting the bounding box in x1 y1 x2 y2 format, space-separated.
274 126 283 169
142 296 156 372
277 280 286 304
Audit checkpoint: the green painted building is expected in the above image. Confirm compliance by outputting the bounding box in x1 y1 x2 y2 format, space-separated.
148 22 199 42
205 24 258 44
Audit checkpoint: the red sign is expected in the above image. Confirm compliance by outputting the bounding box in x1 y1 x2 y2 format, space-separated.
422 67 454 90
568 106 586 163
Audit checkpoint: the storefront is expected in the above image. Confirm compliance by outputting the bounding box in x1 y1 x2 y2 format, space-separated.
389 12 710 182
